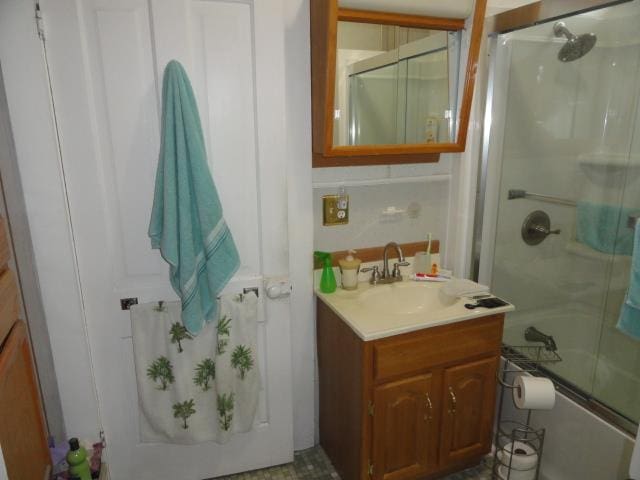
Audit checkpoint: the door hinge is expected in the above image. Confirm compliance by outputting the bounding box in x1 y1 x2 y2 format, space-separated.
368 461 374 476
368 401 374 416
35 1 46 41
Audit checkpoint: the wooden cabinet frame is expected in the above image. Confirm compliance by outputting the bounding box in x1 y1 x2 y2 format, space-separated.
0 216 51 479
0 321 51 480
311 0 488 167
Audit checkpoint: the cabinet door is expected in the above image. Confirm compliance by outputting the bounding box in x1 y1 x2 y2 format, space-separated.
371 374 439 480
440 356 498 465
0 321 51 479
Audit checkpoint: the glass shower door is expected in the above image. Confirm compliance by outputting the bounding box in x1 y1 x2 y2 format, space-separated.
481 0 640 424
594 84 640 423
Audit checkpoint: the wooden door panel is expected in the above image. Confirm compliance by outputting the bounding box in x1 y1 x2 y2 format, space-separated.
372 374 439 480
0 321 51 479
440 356 498 465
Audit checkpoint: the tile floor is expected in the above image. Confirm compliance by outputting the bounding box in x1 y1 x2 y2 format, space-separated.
215 446 493 480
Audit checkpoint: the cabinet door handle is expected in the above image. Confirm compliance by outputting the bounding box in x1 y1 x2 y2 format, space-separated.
448 387 457 415
424 393 433 421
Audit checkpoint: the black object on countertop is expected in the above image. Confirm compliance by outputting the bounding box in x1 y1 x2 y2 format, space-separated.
464 297 509 310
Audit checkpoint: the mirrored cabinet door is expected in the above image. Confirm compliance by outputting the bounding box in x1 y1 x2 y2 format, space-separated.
311 0 488 167
334 22 461 147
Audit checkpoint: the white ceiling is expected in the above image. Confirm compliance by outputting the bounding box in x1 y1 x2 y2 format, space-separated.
486 0 538 17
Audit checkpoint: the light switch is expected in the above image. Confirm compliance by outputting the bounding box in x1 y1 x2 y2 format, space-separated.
322 194 349 226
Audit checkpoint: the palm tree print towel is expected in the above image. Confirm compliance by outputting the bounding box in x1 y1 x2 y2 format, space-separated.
130 293 260 444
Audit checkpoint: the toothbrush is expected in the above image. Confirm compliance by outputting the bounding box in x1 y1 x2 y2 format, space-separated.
426 233 432 254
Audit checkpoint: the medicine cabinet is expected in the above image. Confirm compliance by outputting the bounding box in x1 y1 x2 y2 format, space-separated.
311 0 487 167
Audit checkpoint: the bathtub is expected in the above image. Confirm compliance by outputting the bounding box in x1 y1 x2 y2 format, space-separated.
503 302 640 422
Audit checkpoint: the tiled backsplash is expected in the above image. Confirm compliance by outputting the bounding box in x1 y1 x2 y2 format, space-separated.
312 160 454 254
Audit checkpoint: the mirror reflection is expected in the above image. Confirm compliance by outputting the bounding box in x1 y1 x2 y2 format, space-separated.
334 21 461 146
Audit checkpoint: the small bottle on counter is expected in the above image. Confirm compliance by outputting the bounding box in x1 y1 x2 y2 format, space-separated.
338 249 361 290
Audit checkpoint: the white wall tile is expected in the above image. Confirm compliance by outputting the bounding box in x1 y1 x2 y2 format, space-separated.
312 166 390 185
314 179 449 252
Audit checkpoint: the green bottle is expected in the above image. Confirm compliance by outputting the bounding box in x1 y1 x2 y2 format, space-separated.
66 438 92 480
314 251 337 293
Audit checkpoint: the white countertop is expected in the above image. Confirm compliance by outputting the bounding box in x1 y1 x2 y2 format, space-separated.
316 278 515 341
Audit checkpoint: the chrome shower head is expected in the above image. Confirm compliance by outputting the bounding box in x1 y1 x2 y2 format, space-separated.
553 21 597 62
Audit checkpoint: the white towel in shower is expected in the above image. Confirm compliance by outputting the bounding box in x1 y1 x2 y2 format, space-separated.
130 294 260 444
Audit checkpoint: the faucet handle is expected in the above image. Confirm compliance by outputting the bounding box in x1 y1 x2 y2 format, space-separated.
392 261 410 278
361 265 382 285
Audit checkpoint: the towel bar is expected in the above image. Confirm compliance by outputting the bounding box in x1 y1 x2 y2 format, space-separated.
510 190 640 231
508 189 577 207
121 287 259 311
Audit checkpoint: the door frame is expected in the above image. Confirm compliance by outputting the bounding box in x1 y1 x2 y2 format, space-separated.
0 62 67 443
0 0 102 442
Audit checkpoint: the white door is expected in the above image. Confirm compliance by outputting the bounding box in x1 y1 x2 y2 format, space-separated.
39 1 293 479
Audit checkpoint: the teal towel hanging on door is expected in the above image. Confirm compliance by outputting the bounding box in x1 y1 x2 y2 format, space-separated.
149 60 240 335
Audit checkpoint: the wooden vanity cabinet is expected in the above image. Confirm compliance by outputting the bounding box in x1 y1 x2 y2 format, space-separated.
317 300 503 480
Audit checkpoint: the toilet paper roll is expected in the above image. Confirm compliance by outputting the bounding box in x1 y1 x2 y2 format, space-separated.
497 441 538 480
513 375 556 410
498 465 536 480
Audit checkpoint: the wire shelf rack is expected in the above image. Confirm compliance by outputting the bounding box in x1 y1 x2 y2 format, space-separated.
501 345 562 373
492 345 562 479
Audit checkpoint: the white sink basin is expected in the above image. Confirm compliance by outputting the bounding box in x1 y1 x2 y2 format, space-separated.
315 277 514 341
357 282 459 316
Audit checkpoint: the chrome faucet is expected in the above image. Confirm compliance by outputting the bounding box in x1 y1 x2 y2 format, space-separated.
362 242 409 285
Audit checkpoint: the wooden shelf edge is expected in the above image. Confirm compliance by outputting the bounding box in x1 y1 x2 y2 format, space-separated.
313 152 441 167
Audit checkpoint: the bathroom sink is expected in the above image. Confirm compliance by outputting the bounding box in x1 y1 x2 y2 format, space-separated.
357 282 458 316
315 277 515 341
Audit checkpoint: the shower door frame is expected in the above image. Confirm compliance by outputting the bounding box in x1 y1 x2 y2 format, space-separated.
471 0 639 437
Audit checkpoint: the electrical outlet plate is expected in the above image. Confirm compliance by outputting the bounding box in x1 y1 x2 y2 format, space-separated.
322 194 349 226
